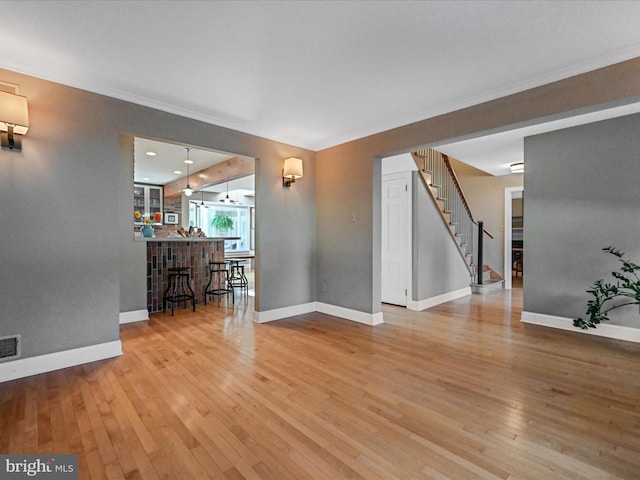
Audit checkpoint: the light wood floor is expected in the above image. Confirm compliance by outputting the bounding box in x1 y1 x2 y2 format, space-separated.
2 287 640 479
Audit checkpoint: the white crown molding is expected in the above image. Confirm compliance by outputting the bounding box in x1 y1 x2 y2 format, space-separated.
312 47 640 151
4 46 640 153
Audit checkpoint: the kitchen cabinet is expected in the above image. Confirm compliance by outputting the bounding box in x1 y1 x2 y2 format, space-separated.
134 184 163 225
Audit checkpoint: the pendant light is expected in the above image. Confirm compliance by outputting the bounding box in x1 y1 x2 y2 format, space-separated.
222 179 235 204
184 148 193 196
197 189 208 229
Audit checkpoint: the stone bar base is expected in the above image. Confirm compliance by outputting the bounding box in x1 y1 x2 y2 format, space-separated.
144 239 225 312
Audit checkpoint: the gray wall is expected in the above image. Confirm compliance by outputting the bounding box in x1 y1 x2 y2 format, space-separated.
4 56 640 363
119 134 146 313
523 113 640 326
412 173 471 300
316 57 640 316
0 67 315 361
1 75 121 357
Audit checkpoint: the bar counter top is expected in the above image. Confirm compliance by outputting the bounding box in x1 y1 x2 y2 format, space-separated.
135 236 240 242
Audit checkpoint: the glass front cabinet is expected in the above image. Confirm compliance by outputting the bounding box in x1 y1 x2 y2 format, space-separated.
134 184 163 225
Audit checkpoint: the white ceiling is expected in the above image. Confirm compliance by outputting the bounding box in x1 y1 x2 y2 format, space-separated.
134 137 255 193
134 137 238 185
2 1 640 172
437 102 640 175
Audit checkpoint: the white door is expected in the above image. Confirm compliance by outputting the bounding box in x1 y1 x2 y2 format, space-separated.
382 172 411 306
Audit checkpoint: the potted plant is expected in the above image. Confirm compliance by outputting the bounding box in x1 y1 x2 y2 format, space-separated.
574 246 640 329
211 213 234 235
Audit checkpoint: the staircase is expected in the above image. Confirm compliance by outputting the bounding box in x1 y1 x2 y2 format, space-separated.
413 149 504 294
473 265 504 294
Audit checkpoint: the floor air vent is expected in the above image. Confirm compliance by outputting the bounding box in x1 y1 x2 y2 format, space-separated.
0 335 20 362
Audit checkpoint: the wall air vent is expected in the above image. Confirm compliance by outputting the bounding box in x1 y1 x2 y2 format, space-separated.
0 334 21 362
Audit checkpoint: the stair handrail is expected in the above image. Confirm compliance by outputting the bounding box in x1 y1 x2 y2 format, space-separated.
414 148 498 283
442 154 494 239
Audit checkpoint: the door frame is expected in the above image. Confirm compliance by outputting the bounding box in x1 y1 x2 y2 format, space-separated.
504 186 524 289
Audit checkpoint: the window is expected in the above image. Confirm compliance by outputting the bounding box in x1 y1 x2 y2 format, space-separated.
189 202 251 253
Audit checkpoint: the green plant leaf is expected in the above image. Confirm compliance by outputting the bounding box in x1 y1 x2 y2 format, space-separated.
575 247 640 329
211 214 234 231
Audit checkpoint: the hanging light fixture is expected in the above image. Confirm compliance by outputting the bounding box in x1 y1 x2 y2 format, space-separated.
222 179 235 204
196 189 208 230
183 148 193 196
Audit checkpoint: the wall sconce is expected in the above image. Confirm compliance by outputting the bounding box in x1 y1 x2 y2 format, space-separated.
510 162 524 174
0 91 29 151
283 157 303 188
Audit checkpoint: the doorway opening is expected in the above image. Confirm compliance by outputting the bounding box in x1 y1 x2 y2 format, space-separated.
133 136 257 301
504 186 524 289
380 154 417 307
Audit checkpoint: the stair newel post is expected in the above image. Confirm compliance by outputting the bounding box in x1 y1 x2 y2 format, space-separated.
477 221 484 285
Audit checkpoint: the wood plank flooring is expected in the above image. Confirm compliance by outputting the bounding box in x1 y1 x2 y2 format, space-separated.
2 286 640 479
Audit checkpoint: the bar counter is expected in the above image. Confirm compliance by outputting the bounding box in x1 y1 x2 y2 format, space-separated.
137 237 239 312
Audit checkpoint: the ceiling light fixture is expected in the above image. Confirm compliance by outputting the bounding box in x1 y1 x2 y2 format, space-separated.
184 148 193 196
222 179 234 204
200 189 209 208
510 162 524 174
145 151 156 156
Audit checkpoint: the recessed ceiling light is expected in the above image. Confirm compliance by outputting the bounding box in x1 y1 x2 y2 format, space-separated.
143 177 150 181
145 151 156 156
173 170 182 175
184 159 194 164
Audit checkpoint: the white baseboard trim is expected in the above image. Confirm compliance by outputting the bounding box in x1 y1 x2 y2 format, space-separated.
119 309 149 324
253 302 384 326
0 340 123 383
407 287 471 311
521 311 640 344
317 302 384 326
253 302 317 323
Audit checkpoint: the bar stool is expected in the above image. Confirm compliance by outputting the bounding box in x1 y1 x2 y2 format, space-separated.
226 258 249 298
204 261 234 306
162 267 196 316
